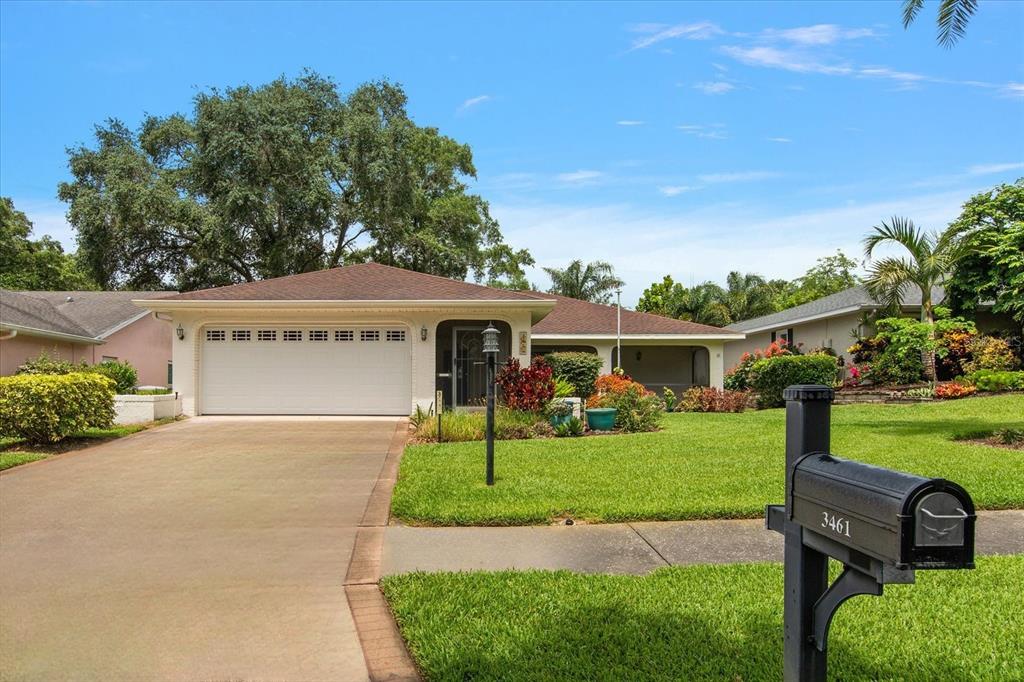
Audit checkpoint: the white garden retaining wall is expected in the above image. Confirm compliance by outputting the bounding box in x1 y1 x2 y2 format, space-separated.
114 393 182 425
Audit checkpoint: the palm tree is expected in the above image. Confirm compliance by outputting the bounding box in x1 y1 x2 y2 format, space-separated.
862 217 969 380
543 260 624 304
723 271 778 323
902 0 978 48
677 283 732 327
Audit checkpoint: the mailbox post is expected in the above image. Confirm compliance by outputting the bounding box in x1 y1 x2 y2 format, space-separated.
767 384 975 682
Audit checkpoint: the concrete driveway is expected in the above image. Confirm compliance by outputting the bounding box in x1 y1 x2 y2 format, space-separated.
0 416 403 682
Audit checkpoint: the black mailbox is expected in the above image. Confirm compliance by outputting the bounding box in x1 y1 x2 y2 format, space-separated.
790 453 976 570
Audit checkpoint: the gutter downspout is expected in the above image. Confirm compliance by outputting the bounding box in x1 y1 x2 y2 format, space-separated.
0 329 17 341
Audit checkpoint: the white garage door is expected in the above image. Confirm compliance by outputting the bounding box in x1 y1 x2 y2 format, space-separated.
200 325 411 415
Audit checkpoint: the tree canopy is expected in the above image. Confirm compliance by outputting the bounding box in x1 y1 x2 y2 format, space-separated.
901 0 979 48
0 198 95 290
543 260 624 304
944 181 1024 324
58 72 532 291
778 250 860 308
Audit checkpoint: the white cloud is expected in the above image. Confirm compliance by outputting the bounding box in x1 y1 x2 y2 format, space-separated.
676 124 728 140
628 21 723 50
492 188 974 304
457 95 492 112
762 24 878 46
698 171 782 183
722 45 853 75
694 81 735 95
556 170 605 184
658 185 698 197
616 120 645 126
967 162 1024 175
767 137 793 143
1002 82 1024 98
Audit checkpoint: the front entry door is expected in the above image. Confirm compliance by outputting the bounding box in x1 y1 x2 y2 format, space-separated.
454 328 488 406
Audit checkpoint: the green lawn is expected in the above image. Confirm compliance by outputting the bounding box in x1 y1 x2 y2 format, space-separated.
381 555 1024 682
0 419 178 471
391 394 1024 525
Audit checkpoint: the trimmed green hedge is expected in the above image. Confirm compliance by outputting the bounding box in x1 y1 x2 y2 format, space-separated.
90 360 138 394
966 369 1024 392
0 374 116 444
544 352 604 398
751 354 839 408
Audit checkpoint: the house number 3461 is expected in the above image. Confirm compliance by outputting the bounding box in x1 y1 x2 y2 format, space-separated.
821 512 851 538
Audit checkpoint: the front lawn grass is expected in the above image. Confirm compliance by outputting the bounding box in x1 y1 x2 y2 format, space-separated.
0 418 179 471
391 394 1024 525
381 555 1024 682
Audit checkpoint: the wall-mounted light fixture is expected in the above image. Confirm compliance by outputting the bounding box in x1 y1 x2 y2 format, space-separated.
420 325 428 341
176 324 185 341
636 351 643 361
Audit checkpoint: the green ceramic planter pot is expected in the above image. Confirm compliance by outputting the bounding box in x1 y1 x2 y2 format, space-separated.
585 408 617 431
549 413 572 428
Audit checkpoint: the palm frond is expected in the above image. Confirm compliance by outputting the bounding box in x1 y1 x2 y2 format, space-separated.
863 256 917 309
863 216 927 260
901 0 926 28
936 0 978 47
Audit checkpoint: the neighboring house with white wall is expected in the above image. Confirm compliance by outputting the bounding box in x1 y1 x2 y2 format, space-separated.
0 289 175 386
137 263 743 417
723 285 947 371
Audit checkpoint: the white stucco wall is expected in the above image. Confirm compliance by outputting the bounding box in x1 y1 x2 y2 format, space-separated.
166 307 535 416
723 312 867 371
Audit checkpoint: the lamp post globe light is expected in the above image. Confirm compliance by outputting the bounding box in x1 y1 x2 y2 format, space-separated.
482 323 500 486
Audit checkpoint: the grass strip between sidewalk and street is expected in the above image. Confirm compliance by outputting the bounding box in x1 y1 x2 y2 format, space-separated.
381 555 1023 682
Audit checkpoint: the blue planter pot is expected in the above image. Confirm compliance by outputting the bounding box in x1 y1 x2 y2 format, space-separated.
549 413 572 428
585 408 617 431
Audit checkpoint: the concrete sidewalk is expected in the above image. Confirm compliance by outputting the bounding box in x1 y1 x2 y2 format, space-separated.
381 510 1024 576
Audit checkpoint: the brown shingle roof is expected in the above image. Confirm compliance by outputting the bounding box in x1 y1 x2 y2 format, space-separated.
1 290 96 340
18 290 175 337
530 292 737 336
164 263 546 302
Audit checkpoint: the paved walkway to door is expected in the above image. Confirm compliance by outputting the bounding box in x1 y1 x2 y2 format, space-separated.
382 510 1024 576
0 416 404 682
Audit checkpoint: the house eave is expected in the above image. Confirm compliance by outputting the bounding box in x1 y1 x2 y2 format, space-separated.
531 332 746 342
96 310 154 339
0 323 103 345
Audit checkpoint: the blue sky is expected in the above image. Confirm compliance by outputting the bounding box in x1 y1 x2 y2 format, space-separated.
2 1 1022 303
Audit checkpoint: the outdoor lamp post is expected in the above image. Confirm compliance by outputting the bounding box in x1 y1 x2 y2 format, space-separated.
482 322 500 486
615 288 622 372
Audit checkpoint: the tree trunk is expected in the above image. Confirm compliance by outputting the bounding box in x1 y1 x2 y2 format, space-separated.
922 295 937 383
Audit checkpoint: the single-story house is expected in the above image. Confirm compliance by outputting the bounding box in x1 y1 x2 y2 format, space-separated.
137 263 744 416
1 289 175 386
721 284 1019 371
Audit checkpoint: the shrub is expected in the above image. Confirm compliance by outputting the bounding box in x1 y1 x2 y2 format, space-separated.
0 373 115 444
586 373 645 408
611 384 664 432
496 356 554 413
15 350 82 375
544 352 604 398
678 387 748 413
847 336 887 364
553 378 576 398
725 340 795 391
996 428 1024 446
554 417 584 437
750 354 840 408
964 370 1024 392
89 360 138 394
546 399 573 418
936 328 978 379
662 387 678 412
964 336 1020 373
870 350 925 385
414 408 551 442
903 387 935 399
933 382 977 400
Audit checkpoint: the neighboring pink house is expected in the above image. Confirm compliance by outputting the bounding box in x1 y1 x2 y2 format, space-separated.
0 290 175 387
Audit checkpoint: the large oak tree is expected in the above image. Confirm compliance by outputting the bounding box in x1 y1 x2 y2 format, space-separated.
58 72 532 291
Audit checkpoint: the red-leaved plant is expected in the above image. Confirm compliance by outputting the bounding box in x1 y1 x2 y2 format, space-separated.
496 356 555 413
933 382 977 400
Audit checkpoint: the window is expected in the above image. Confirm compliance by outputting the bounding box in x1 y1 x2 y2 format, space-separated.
310 330 328 342
360 330 380 342
386 330 406 342
206 330 226 342
283 330 303 342
167 362 173 386
232 330 251 342
335 330 354 342
101 355 118 362
257 330 277 341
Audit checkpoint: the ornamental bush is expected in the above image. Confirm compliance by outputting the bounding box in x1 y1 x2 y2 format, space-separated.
933 382 977 400
965 370 1024 392
89 360 138 394
16 350 83 375
963 336 1020 373
0 373 116 444
496 356 555 413
725 340 796 391
586 373 646 408
610 383 664 432
678 387 748 413
750 354 840 408
544 352 604 398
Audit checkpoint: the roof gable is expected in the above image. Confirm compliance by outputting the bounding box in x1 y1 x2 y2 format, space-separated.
1 290 95 340
18 290 175 337
164 263 546 302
